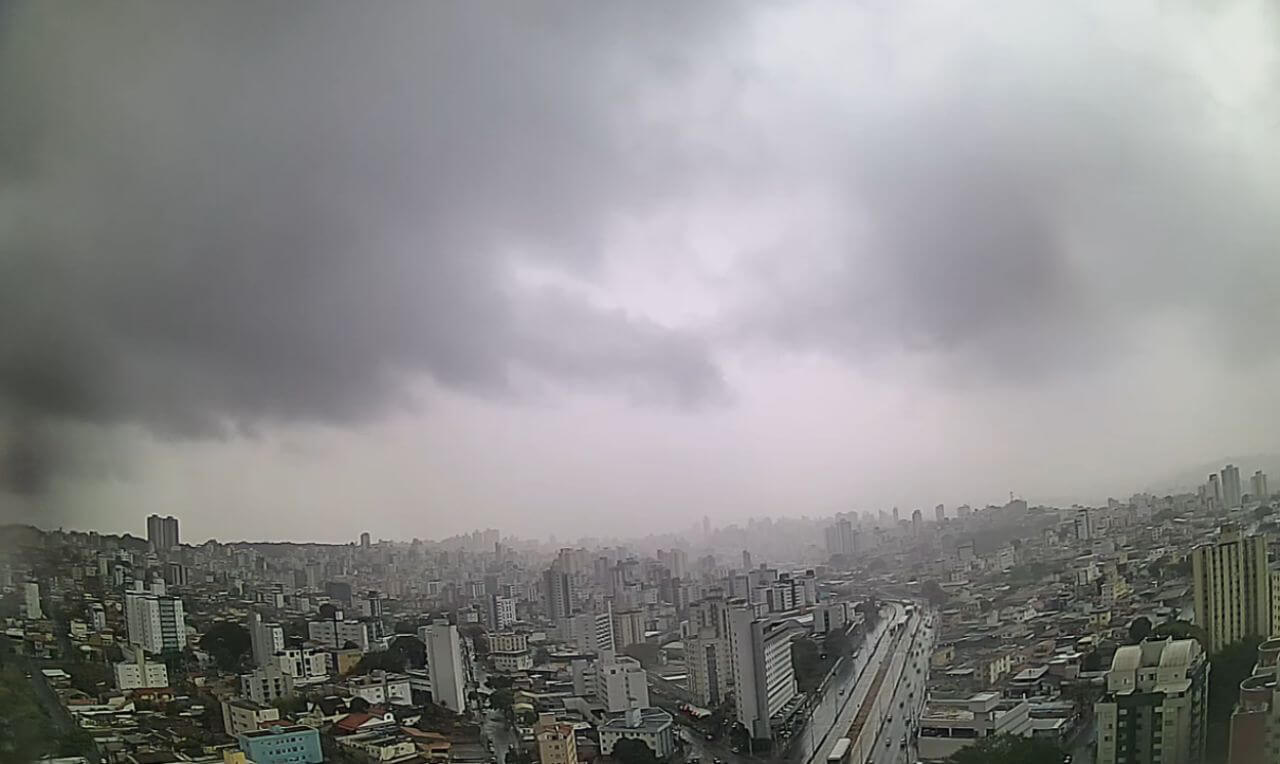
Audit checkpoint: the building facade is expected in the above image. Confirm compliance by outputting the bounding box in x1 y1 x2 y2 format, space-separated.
1228 638 1280 764
114 646 169 690
598 707 676 759
1095 638 1208 764
236 725 322 764
125 592 186 654
1191 527 1272 653
420 620 467 712
728 604 797 740
595 655 649 712
241 666 296 705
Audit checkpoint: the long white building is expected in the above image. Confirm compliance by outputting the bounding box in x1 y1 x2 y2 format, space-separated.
728 602 796 740
420 620 466 712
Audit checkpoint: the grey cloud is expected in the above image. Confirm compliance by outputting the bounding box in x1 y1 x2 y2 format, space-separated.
732 2 1280 380
0 1 734 491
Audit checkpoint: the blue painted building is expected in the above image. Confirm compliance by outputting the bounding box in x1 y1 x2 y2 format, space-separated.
236 724 323 764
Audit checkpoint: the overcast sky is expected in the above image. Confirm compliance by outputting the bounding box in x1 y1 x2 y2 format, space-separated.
2 1 1278 543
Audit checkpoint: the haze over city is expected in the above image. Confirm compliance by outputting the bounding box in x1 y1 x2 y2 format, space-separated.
2 1 1279 544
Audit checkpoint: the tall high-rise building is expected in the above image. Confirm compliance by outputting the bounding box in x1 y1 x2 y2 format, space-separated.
485 594 517 631
1251 471 1269 502
1208 474 1223 510
420 620 466 712
23 581 43 620
359 531 371 548
1223 464 1243 509
125 592 186 654
1192 526 1272 653
1095 638 1208 764
911 509 923 534
824 518 857 557
934 504 945 523
560 609 615 655
595 655 649 712
146 514 180 551
543 566 576 620
728 603 796 740
687 628 731 706
249 611 285 667
742 550 752 570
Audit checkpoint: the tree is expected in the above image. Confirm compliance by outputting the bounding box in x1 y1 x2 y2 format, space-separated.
921 580 948 606
68 661 113 695
1082 651 1102 672
388 636 426 669
791 638 823 691
946 733 1064 764
533 647 551 664
198 622 251 672
349 696 370 713
612 738 660 764
1153 620 1207 650
1128 616 1153 644
1253 505 1273 522
487 674 514 690
354 649 406 674
489 688 515 722
855 598 881 628
822 630 851 656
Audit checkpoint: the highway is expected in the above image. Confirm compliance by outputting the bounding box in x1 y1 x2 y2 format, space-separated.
862 611 934 764
807 605 932 764
793 602 905 764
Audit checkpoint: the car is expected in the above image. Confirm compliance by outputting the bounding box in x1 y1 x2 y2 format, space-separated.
839 688 846 695
705 734 716 741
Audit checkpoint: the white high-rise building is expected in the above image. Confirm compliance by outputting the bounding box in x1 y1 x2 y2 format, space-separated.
23 581 43 620
240 665 295 705
560 609 615 655
307 618 372 651
248 611 285 667
1222 464 1243 509
728 603 796 740
595 655 650 712
687 628 731 706
420 620 467 712
125 592 186 654
485 594 517 631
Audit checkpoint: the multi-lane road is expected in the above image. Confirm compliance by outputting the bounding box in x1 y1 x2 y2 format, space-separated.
791 602 905 764
799 602 933 764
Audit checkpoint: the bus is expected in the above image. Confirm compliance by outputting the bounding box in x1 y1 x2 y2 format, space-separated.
826 737 852 764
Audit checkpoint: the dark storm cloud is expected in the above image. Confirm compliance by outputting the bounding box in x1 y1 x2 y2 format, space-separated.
0 1 733 489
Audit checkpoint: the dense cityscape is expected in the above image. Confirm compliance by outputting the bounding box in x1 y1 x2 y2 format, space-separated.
4 463 1280 764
